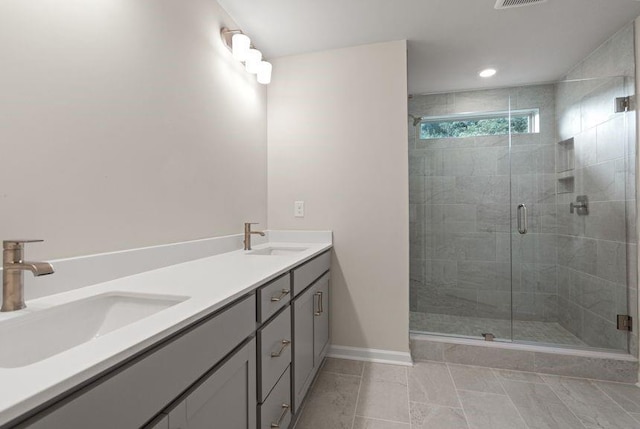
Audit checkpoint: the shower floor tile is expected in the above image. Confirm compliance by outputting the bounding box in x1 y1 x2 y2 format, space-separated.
410 311 587 346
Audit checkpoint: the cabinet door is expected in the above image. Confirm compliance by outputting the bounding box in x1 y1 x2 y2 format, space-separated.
292 286 316 413
313 273 330 366
184 338 256 429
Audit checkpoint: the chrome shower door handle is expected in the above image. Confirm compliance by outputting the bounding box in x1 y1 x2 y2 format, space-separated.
517 203 528 234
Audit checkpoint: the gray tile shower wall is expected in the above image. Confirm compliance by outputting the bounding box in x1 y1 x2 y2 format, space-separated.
409 84 558 327
554 22 637 352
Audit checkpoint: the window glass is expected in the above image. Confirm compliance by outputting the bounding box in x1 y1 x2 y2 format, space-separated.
419 109 538 139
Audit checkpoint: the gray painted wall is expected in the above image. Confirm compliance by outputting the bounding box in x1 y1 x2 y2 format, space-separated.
0 0 268 261
267 41 410 353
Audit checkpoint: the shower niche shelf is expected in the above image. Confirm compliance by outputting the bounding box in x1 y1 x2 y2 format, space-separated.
556 137 575 173
557 174 575 194
557 137 575 194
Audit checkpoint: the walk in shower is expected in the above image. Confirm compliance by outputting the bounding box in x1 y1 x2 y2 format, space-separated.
408 24 637 354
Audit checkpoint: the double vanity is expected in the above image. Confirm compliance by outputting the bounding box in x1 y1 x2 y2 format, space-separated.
0 231 332 428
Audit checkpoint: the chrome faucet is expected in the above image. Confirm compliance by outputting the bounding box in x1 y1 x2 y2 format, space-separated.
2 240 54 312
243 223 265 251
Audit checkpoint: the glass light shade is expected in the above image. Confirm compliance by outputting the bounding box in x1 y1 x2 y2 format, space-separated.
257 61 272 85
232 33 250 61
245 49 262 74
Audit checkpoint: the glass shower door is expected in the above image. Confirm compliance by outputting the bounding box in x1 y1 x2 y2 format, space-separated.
408 90 514 342
511 78 633 351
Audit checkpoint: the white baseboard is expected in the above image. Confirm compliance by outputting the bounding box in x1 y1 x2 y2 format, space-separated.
328 345 413 366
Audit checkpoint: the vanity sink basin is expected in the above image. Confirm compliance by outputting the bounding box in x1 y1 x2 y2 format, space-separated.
246 246 308 256
0 293 187 368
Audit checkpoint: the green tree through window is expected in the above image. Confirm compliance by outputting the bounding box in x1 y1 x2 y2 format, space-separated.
419 112 535 139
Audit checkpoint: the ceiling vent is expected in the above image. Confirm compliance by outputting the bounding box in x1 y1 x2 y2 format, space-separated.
495 0 548 9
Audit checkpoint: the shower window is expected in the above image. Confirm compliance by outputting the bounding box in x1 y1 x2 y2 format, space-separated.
419 108 539 139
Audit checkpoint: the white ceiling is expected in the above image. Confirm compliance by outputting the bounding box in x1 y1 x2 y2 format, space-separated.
216 0 640 94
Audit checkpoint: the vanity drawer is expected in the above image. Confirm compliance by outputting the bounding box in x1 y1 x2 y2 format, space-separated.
292 251 331 297
257 273 291 323
257 306 291 402
259 368 291 429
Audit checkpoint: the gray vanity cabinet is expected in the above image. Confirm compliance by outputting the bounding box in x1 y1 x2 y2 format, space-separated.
292 271 330 413
12 249 331 429
167 339 256 429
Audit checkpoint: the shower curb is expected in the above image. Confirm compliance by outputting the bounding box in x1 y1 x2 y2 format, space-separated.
411 333 639 383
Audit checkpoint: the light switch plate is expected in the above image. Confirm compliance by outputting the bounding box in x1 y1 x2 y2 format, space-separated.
294 201 305 218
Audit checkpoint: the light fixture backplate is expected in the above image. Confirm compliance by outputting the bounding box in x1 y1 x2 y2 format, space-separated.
220 27 243 51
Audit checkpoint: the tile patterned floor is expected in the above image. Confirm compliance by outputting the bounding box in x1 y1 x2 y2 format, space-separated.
410 311 587 346
294 358 640 429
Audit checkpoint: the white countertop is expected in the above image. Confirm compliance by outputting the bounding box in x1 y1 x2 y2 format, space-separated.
0 238 332 426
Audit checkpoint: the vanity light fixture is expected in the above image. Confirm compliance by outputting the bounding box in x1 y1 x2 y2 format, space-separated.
257 61 272 84
221 27 272 85
479 68 497 78
232 33 250 61
245 48 262 74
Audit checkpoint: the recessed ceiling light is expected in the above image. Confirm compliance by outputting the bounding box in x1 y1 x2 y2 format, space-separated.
479 68 497 78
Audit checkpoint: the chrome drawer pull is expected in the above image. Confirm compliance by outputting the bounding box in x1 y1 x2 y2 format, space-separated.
270 339 291 357
314 291 323 316
270 289 290 302
270 403 290 428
